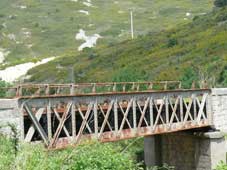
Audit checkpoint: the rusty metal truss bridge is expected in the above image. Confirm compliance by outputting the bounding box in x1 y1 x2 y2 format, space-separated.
1 81 212 149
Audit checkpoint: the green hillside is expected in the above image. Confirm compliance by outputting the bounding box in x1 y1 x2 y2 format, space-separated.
0 0 213 68
27 7 227 87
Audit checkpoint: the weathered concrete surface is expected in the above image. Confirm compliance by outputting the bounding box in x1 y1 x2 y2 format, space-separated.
0 99 21 137
144 135 162 167
145 132 226 170
212 88 227 132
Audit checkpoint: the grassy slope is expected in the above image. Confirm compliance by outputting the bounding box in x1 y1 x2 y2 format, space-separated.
0 134 144 170
0 0 213 68
27 7 227 86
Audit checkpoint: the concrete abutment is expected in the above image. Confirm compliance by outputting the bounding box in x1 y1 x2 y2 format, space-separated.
144 131 226 170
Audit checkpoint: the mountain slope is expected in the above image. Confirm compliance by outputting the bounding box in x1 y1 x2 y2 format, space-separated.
27 7 227 87
0 0 213 68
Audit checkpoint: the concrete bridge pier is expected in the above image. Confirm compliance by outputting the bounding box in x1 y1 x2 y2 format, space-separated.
144 135 162 167
144 131 226 170
0 99 21 137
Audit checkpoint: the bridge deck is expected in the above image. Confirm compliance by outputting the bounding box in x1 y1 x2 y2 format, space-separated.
14 85 212 149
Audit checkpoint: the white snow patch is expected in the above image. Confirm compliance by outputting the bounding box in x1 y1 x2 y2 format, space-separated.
186 12 191 17
20 5 27 9
78 10 89 15
70 0 78 2
83 2 92 7
118 10 124 14
9 15 17 19
7 34 16 41
2 23 7 28
0 49 10 64
114 1 119 4
87 0 91 2
118 30 125 37
26 44 33 48
0 57 56 82
24 32 31 38
199 12 207 15
0 52 4 64
75 29 101 51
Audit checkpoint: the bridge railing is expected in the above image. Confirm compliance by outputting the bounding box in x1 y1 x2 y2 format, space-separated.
0 81 182 98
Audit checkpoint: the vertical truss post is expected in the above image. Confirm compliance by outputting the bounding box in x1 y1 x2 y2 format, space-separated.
94 100 98 137
165 96 169 127
71 102 76 138
180 95 184 126
193 94 197 124
47 100 52 140
206 94 213 125
114 99 118 136
133 98 137 129
149 98 154 130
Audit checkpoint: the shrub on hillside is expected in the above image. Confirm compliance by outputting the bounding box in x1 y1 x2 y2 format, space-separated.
180 67 198 89
0 80 9 97
214 0 227 7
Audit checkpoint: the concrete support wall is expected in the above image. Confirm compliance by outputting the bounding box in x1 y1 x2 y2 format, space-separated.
144 135 162 167
212 88 227 132
0 99 21 137
144 132 226 170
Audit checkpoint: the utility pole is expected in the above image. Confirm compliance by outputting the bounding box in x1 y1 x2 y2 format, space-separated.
130 11 134 39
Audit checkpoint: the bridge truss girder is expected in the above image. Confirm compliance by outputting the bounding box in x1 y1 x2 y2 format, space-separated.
18 89 212 149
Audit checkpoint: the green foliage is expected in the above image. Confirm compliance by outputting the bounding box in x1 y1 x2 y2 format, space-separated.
112 67 147 82
180 67 198 89
218 66 227 85
0 135 15 170
214 0 227 7
216 161 227 170
0 80 9 97
148 164 175 170
65 142 138 170
0 138 140 170
0 0 213 66
167 38 178 48
27 7 227 86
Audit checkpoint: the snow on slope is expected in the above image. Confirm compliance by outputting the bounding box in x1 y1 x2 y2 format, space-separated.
0 52 5 64
78 10 89 15
0 57 56 82
75 29 101 51
0 49 10 64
